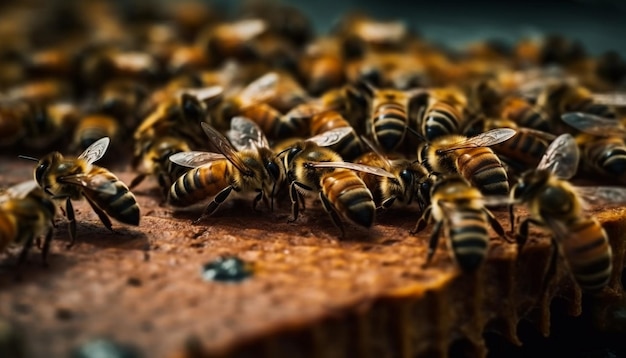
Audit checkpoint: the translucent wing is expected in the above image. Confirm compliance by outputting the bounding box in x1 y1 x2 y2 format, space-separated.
169 151 226 168
177 85 224 103
537 133 579 179
307 127 352 147
227 116 269 151
307 161 395 178
438 128 516 152
591 93 626 107
239 72 279 104
574 186 626 206
284 102 324 121
201 122 249 174
561 112 626 137
78 137 110 164
1 180 39 201
229 19 267 40
518 127 557 141
59 174 117 195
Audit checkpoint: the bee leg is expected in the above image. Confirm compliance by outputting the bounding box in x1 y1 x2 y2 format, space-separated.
515 217 543 252
85 196 114 233
540 239 559 296
410 205 432 234
509 204 515 233
380 196 397 210
65 198 77 249
483 208 509 242
251 189 265 212
17 236 35 268
319 192 345 237
422 220 443 268
41 228 53 266
288 182 312 223
129 173 146 190
195 186 233 224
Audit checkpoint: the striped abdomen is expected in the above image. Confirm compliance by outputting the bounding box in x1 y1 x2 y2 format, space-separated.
456 147 509 196
492 129 549 168
321 169 375 228
502 99 550 132
169 160 231 207
421 101 461 141
311 111 362 161
579 136 626 179
372 102 407 152
82 167 140 226
559 218 612 292
446 208 489 272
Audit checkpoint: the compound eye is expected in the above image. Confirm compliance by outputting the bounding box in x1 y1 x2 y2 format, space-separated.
399 169 412 184
286 147 300 164
35 162 47 185
266 162 280 180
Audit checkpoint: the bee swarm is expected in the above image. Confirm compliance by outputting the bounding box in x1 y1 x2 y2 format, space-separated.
1 1 626 358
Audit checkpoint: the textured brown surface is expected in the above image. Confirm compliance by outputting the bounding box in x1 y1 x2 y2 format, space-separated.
1 155 625 358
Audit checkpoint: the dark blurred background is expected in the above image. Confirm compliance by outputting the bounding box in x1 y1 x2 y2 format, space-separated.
210 0 626 56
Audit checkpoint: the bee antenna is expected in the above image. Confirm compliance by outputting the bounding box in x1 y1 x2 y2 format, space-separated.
405 126 427 143
18 155 39 162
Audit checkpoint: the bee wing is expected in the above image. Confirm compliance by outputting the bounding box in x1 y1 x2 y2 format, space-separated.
1 180 39 201
78 137 110 164
574 186 626 207
169 151 226 168
227 116 269 151
177 85 224 103
59 174 117 195
239 72 279 104
561 112 626 137
307 161 395 178
307 127 353 147
537 133 579 179
201 122 250 174
439 128 516 152
518 128 557 141
284 102 324 121
230 19 267 40
481 195 516 207
591 93 626 107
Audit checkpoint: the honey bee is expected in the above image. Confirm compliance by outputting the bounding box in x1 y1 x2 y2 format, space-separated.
411 175 505 272
0 100 79 148
510 133 626 292
463 117 555 172
97 79 148 121
354 137 433 212
0 180 56 265
356 83 425 152
417 128 516 196
335 14 412 52
416 87 468 142
168 118 283 221
345 51 427 90
130 136 192 199
280 127 393 235
537 82 616 134
134 86 223 151
308 108 364 161
30 137 140 246
562 112 626 182
216 72 309 138
200 19 268 64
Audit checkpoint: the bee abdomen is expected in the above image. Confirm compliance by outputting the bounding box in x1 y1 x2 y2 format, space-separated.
372 103 407 152
422 102 460 141
492 132 548 167
322 170 375 228
561 218 612 291
0 212 17 252
87 172 140 226
448 210 488 271
584 140 626 177
457 149 509 196
169 162 230 207
74 115 120 151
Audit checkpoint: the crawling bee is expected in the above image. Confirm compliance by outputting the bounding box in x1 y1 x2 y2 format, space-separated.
0 181 56 265
416 87 469 142
562 112 626 182
355 137 433 212
168 118 283 221
510 133 626 292
418 128 516 196
216 72 310 138
130 136 192 199
280 128 394 235
411 175 505 272
29 138 140 245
